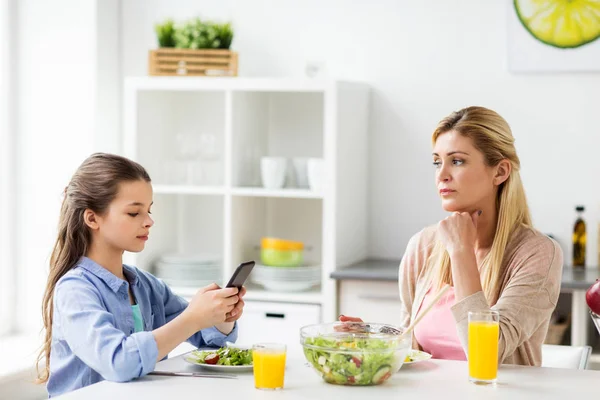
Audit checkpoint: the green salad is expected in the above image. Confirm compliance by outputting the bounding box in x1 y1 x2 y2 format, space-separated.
303 336 403 385
190 347 253 366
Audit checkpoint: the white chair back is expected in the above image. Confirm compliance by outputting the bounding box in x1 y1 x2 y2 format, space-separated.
541 344 591 370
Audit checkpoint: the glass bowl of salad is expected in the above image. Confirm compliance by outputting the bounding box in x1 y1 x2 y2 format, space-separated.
300 322 411 386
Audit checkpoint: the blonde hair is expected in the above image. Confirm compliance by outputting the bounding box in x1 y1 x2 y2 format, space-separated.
427 106 532 304
36 153 150 384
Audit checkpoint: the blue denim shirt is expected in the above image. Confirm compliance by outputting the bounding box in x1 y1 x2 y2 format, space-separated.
47 257 238 397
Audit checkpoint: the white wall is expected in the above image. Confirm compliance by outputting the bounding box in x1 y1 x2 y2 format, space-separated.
95 0 121 153
0 0 16 336
14 0 118 333
118 0 600 266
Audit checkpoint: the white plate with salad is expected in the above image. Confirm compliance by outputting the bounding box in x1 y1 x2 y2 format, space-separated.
184 346 253 372
403 349 432 365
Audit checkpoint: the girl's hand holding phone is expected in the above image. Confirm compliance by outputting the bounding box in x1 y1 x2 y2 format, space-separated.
224 286 246 323
184 283 239 330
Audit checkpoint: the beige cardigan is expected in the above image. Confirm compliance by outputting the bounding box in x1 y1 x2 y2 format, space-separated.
398 225 563 366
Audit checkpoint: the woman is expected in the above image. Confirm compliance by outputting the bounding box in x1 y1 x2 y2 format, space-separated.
341 106 562 366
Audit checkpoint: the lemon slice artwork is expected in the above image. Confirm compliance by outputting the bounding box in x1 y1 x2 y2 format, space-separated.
514 0 600 48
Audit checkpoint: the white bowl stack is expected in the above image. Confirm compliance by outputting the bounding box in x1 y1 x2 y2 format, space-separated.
154 253 221 288
250 263 320 292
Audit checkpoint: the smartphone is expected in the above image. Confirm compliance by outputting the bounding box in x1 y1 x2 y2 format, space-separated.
225 261 255 290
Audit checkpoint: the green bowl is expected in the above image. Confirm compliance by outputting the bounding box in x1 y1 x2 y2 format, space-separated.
260 248 303 267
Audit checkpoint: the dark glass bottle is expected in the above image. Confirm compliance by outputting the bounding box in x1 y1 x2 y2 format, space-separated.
572 205 586 268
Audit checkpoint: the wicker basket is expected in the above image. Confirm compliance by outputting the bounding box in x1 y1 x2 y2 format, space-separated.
544 314 570 345
148 48 238 77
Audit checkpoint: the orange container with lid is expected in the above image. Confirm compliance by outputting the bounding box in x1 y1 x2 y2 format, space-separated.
261 237 304 267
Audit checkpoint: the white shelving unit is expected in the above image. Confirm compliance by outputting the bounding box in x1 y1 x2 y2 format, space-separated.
122 76 369 328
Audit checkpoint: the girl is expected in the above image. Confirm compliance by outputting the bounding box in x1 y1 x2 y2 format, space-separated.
36 153 245 397
341 106 563 366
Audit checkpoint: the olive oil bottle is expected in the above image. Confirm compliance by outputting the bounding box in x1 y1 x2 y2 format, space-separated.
572 205 586 268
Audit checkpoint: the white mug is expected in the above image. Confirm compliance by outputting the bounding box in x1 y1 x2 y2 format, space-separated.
260 157 287 189
307 158 325 193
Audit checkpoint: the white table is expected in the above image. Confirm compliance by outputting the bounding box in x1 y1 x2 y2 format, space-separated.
57 350 600 399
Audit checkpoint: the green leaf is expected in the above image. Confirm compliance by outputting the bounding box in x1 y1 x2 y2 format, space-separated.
159 17 234 49
154 18 176 47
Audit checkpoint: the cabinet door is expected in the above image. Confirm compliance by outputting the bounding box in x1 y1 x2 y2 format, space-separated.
236 301 321 354
338 280 403 326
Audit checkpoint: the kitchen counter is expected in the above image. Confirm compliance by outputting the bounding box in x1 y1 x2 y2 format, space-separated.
330 259 400 281
56 350 600 399
332 259 600 347
562 267 600 290
332 259 600 287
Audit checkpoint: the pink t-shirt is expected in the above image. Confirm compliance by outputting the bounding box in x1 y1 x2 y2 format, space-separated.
413 286 467 361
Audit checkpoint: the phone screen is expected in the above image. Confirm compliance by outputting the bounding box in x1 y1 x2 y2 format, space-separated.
226 261 255 289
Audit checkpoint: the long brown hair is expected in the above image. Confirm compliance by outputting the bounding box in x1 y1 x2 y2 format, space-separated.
36 153 150 383
427 106 532 304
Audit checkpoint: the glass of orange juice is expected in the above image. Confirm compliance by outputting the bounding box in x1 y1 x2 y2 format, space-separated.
468 311 499 385
252 343 287 390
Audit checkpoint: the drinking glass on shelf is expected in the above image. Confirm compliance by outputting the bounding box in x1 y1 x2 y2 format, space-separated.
237 144 261 187
164 160 186 185
307 158 324 192
174 131 199 160
168 132 222 185
187 161 205 186
171 132 198 185
198 133 221 185
292 157 309 188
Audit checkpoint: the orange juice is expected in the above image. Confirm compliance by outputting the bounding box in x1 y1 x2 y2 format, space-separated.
468 321 499 381
252 346 286 389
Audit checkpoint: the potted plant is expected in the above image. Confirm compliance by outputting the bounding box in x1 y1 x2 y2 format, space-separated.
149 17 238 76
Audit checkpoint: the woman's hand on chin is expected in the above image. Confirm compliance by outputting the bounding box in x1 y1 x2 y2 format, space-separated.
437 210 481 255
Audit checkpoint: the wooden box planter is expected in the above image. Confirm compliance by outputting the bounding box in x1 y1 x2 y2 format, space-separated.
148 48 238 77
